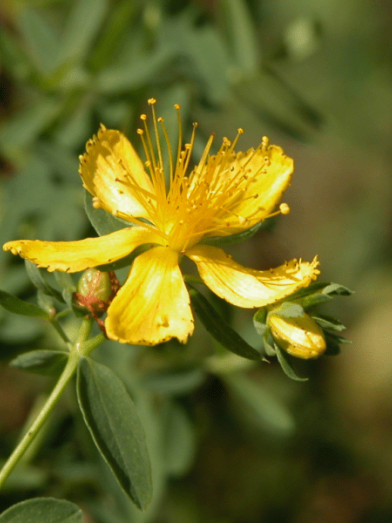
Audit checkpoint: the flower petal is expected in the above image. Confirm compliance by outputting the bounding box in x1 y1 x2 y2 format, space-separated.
200 142 293 237
80 126 154 220
187 244 319 308
105 246 194 345
3 228 163 273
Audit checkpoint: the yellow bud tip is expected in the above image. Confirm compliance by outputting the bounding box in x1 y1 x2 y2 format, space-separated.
100 123 106 131
148 98 156 105
280 203 290 215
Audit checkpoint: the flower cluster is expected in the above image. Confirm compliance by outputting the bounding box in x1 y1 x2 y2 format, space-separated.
4 99 319 345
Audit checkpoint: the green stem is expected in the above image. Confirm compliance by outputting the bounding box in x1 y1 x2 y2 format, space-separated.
0 317 102 490
49 317 71 346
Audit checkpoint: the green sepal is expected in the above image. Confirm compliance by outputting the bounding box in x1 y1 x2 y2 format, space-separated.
10 350 69 377
253 307 267 335
275 344 308 381
287 281 353 310
312 313 346 332
84 190 129 236
0 290 50 319
268 302 304 319
77 357 152 511
0 497 83 522
199 220 266 248
188 286 262 361
25 260 65 303
262 329 276 357
53 272 84 316
324 331 351 356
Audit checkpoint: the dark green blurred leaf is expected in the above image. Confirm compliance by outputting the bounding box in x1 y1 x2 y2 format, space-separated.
89 0 140 72
95 46 174 94
189 286 262 361
25 261 64 303
275 344 308 381
16 8 59 75
141 367 206 396
0 98 61 155
233 69 323 141
0 27 33 82
162 402 196 477
219 0 259 73
77 358 152 510
0 290 49 319
10 350 69 377
0 498 83 522
224 373 295 435
58 0 109 66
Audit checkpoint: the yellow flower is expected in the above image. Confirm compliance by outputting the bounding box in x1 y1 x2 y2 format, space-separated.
268 311 326 359
4 99 319 346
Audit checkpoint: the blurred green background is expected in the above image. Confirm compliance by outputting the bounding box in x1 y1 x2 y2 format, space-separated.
0 0 392 521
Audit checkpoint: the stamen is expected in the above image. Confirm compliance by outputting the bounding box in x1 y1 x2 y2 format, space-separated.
158 117 174 183
174 104 183 175
140 114 157 172
149 99 164 173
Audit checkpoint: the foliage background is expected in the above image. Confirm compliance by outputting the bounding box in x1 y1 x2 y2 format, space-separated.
0 0 391 521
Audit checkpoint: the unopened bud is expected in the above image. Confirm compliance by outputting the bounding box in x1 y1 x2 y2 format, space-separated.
268 312 326 360
75 268 113 317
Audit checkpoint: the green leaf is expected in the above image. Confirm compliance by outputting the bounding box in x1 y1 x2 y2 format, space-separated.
54 272 76 308
77 358 152 510
312 313 346 332
189 286 262 361
10 350 69 377
25 261 64 303
0 27 33 82
84 190 128 236
275 344 308 382
219 0 259 73
59 0 109 66
0 497 83 523
200 220 266 247
288 281 353 310
322 283 353 296
0 291 49 319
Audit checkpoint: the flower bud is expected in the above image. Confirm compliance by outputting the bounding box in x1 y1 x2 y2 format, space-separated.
75 268 113 317
268 311 326 359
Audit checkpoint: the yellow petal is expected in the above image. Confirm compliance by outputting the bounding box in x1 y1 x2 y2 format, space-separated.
79 126 154 220
105 246 194 345
3 227 162 273
202 143 293 236
187 244 319 308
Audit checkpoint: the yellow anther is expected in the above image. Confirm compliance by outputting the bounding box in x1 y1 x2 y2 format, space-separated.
137 129 144 135
148 98 157 105
157 117 164 122
174 104 181 109
140 114 147 121
237 128 244 134
280 203 290 215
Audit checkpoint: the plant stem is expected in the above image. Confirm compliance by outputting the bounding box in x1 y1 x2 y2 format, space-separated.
0 317 101 490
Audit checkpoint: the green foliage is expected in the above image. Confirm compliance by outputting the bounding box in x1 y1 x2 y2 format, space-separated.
77 357 153 510
0 498 83 523
189 286 262 361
